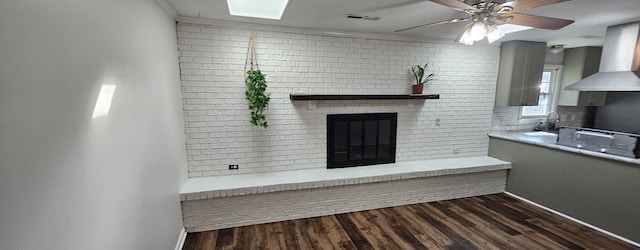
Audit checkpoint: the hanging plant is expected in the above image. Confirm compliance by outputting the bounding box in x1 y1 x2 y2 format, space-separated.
244 26 270 128
245 69 270 128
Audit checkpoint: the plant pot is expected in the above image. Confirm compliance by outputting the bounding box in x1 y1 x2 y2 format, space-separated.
412 84 424 94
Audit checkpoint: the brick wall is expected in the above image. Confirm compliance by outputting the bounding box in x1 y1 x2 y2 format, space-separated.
182 170 508 232
177 21 501 178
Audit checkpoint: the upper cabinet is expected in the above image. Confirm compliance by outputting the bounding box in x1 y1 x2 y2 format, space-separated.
557 46 607 106
495 41 547 106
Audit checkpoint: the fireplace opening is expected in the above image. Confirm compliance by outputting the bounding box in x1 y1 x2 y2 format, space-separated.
327 113 397 168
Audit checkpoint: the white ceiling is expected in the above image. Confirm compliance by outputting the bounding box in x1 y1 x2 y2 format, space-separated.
166 0 640 47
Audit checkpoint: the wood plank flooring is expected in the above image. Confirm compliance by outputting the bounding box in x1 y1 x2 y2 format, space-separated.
183 193 639 249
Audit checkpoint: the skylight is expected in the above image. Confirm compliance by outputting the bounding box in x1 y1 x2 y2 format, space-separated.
227 0 289 20
498 24 534 34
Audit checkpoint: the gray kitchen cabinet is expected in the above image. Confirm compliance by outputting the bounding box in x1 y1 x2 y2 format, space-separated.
495 41 546 106
558 46 607 106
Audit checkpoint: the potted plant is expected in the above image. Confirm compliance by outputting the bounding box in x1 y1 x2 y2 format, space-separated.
411 63 436 94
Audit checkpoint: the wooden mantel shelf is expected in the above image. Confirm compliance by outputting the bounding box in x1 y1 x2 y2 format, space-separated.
289 94 440 101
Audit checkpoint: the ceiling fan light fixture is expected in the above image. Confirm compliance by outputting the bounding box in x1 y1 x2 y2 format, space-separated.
415 0 575 46
487 24 505 43
469 21 488 41
458 19 505 45
459 25 475 45
459 31 475 45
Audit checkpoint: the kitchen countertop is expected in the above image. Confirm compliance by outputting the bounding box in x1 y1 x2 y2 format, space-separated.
488 131 640 166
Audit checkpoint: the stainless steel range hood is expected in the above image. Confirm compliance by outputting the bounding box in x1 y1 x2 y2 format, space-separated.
565 22 640 91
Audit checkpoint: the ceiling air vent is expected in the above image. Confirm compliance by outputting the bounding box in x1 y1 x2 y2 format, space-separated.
346 14 381 21
579 35 603 39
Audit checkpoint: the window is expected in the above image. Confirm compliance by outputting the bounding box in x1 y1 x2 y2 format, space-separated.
521 66 562 118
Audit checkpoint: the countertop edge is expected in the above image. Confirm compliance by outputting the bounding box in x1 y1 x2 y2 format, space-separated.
488 132 640 166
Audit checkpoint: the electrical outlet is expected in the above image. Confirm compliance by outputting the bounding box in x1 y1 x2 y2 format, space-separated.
436 118 441 126
228 164 239 170
453 149 460 154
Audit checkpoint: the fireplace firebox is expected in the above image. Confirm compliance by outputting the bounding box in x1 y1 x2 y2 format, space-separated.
327 113 397 168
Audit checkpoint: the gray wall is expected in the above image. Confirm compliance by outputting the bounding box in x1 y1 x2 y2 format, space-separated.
489 138 640 243
0 1 187 249
594 92 640 134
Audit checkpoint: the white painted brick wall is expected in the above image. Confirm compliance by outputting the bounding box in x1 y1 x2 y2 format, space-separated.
177 22 501 178
181 170 508 232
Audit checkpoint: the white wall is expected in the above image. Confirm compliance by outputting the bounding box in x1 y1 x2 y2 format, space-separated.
0 1 187 249
177 22 501 178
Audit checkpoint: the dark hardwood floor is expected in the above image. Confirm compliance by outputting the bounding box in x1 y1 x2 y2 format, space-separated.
183 193 639 249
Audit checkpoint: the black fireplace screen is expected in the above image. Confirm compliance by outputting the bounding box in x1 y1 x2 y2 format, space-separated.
327 113 397 168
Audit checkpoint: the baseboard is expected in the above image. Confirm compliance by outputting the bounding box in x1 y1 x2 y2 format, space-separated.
504 192 640 248
174 227 187 250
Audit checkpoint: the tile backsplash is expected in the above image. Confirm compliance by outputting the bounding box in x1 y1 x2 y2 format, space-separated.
491 106 588 132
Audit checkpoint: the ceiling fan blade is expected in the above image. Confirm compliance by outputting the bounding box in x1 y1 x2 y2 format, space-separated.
395 17 470 32
430 0 479 12
498 0 569 13
498 13 574 30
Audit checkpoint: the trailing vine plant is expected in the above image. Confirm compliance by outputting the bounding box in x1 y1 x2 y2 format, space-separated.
244 26 270 128
245 69 270 128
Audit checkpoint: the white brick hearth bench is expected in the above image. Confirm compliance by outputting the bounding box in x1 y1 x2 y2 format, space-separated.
180 156 511 232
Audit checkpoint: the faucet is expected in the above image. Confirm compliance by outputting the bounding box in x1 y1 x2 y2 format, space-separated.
546 111 560 131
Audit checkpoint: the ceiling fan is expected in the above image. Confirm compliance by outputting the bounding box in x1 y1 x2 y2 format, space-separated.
395 0 575 44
